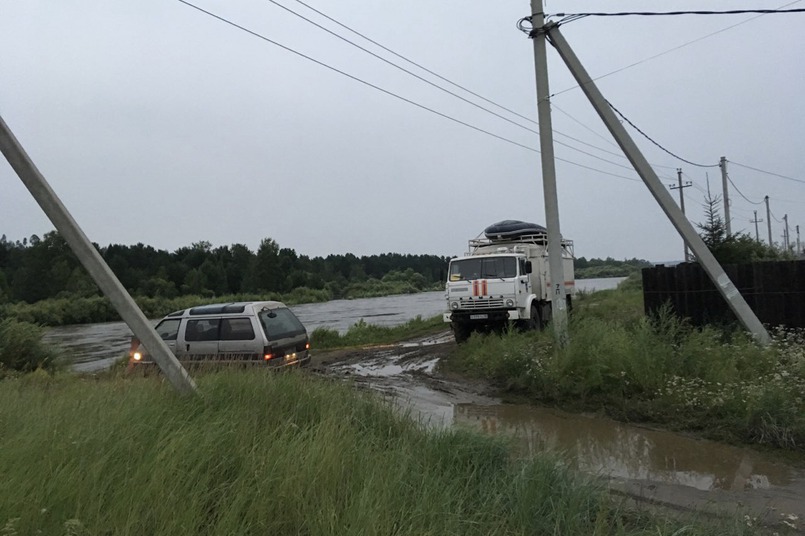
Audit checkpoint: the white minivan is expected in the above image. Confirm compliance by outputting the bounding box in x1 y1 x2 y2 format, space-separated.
129 301 310 368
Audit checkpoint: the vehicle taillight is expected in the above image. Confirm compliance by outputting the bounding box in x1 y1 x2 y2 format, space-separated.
263 346 274 361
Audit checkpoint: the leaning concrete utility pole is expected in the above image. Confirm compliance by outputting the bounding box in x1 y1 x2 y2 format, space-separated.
720 157 732 235
529 0 568 344
0 115 197 394
797 225 801 254
542 24 770 344
669 168 692 261
765 196 773 246
783 214 790 251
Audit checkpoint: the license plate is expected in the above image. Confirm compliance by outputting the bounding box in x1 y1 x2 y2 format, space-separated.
470 314 488 320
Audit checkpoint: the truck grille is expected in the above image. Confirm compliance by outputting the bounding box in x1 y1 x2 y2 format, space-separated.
459 297 505 309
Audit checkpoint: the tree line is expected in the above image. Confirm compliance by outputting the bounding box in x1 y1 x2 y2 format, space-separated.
0 232 449 305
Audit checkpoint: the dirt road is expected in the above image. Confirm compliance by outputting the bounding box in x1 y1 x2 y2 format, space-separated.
311 331 805 534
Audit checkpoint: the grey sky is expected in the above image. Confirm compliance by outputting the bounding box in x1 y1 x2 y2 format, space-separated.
2 0 803 262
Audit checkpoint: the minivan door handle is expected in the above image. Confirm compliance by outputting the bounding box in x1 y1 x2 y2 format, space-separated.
186 344 190 351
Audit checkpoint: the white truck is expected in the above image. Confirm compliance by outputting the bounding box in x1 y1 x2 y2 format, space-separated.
443 220 575 343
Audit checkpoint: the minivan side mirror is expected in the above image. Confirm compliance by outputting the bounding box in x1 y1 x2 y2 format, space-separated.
525 261 533 274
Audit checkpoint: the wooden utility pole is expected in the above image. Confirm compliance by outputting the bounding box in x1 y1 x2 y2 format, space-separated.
0 115 197 395
669 168 692 261
765 196 773 246
543 23 770 345
529 0 568 345
750 211 763 243
720 157 732 235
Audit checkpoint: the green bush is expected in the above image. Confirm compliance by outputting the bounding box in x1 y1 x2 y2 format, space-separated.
0 319 58 374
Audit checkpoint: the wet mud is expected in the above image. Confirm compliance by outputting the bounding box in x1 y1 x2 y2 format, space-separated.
313 333 805 533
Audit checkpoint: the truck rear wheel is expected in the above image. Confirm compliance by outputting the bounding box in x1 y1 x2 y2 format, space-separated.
451 322 472 344
529 303 540 331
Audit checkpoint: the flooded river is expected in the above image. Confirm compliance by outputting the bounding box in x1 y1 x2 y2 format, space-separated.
44 277 624 372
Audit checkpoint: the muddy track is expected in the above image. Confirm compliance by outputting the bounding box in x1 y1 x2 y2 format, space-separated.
311 331 805 534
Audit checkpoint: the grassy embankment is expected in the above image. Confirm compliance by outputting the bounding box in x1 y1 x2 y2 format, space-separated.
444 276 805 451
0 370 755 536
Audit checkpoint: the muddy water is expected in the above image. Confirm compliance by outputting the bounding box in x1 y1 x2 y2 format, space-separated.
44 278 625 372
454 403 796 492
330 340 805 530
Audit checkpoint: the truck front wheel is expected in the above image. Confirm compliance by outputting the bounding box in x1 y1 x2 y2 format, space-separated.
451 322 472 344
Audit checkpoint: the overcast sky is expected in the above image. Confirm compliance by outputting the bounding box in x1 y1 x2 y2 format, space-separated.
2 0 803 262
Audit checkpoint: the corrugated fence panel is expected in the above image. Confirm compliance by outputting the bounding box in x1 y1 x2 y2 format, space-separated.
642 260 805 329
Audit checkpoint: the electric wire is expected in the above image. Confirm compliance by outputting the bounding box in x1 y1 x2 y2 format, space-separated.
551 9 805 21
543 0 803 99
176 0 644 183
607 102 719 168
269 0 653 175
726 173 765 205
175 0 536 154
729 160 805 185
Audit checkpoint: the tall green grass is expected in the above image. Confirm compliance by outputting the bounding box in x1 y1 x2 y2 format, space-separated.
447 283 805 450
0 371 753 535
311 315 445 349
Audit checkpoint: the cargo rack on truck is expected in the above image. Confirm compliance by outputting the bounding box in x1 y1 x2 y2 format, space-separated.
467 233 574 257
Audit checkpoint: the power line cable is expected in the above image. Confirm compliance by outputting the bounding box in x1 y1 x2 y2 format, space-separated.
729 160 805 185
271 0 653 174
726 173 765 205
176 0 643 184
176 0 537 154
769 209 784 224
607 102 719 168
550 9 805 22
543 1 802 98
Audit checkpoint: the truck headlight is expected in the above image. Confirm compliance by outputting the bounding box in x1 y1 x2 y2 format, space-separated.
505 299 514 307
451 302 459 310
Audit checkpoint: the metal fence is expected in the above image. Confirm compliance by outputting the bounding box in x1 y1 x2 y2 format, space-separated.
642 260 805 328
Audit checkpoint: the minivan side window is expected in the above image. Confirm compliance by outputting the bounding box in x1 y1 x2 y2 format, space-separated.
185 319 220 342
155 319 181 341
259 309 305 340
220 318 256 341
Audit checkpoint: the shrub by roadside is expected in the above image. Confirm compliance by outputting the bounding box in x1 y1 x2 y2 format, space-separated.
0 318 58 375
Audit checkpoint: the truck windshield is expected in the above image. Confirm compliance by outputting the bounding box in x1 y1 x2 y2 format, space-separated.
449 257 517 281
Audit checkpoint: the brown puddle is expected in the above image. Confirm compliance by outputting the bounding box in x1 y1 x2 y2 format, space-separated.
453 403 798 492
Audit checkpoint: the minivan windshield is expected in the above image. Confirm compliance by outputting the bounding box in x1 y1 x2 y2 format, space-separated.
259 308 306 340
449 257 517 281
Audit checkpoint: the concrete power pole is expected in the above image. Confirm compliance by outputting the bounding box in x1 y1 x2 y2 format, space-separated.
0 115 197 395
720 157 732 236
765 196 773 247
797 225 801 254
543 23 770 345
669 168 692 261
750 211 763 243
784 214 790 251
529 0 568 345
